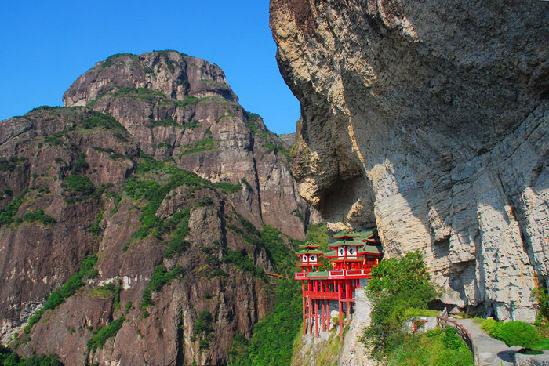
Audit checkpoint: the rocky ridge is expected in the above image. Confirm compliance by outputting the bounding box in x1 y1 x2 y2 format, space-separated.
0 51 309 365
270 0 548 321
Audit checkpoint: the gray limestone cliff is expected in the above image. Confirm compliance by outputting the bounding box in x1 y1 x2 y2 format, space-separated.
270 0 548 321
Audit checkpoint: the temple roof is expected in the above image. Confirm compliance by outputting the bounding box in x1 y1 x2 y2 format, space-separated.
332 229 360 239
299 240 320 249
329 240 364 248
296 249 324 255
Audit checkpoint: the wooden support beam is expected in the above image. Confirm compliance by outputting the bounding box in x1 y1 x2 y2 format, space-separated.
302 281 306 334
307 296 312 335
315 299 319 338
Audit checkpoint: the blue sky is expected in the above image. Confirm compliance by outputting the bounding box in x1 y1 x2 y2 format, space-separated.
0 0 300 134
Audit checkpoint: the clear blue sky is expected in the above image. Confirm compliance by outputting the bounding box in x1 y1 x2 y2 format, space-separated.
0 0 299 134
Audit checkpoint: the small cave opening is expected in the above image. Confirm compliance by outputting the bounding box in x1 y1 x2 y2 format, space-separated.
318 175 376 230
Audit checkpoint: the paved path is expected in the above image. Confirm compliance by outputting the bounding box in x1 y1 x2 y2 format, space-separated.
457 318 519 365
453 318 549 366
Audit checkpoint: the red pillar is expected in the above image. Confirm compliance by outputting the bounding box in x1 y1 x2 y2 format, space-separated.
338 281 343 340
302 281 306 334
322 299 326 332
314 299 319 338
307 296 312 335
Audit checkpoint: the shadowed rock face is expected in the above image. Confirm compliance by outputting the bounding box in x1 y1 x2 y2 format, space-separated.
271 0 548 320
0 51 310 365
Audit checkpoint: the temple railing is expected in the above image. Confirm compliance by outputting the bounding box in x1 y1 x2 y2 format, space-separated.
294 269 373 280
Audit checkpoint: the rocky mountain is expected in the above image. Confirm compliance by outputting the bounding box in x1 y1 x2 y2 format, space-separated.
270 0 548 321
0 51 310 365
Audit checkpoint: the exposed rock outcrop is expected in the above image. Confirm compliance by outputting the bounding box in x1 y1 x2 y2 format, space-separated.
271 0 548 321
0 51 310 365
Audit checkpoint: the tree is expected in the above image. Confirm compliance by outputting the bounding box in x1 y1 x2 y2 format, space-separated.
363 251 438 359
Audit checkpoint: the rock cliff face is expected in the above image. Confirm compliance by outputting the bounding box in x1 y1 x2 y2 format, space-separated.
271 0 548 321
0 51 308 365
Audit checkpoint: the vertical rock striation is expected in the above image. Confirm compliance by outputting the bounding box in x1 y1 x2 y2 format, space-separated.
270 0 548 320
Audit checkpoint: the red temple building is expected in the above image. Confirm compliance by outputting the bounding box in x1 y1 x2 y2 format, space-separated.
295 230 383 339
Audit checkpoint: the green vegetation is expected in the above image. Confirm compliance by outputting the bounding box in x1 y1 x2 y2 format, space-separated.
44 131 66 146
157 142 171 149
122 156 241 251
0 189 27 226
264 142 290 159
179 138 217 155
80 111 129 140
23 209 56 225
226 217 297 277
196 196 214 207
305 223 330 251
200 79 229 89
140 265 183 311
386 328 473 366
87 316 125 351
481 319 546 351
402 308 440 318
24 255 98 335
193 311 214 351
61 175 95 202
88 209 104 235
0 157 27 172
147 118 178 128
88 283 118 300
223 248 264 278
246 112 260 134
229 279 301 366
72 153 89 173
363 251 439 359
213 182 241 193
0 346 62 366
216 112 236 122
155 50 178 72
100 53 137 68
532 284 549 326
163 208 191 259
92 147 126 160
174 95 208 108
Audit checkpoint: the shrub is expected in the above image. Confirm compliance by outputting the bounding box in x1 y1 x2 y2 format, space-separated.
0 189 27 226
0 345 62 366
363 251 438 359
496 321 540 349
229 279 301 366
62 175 95 196
72 153 89 173
480 318 500 335
140 265 183 310
196 196 214 207
24 255 98 334
87 316 125 351
23 209 56 225
194 311 214 350
386 328 473 366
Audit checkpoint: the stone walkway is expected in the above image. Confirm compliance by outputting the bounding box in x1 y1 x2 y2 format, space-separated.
454 318 549 366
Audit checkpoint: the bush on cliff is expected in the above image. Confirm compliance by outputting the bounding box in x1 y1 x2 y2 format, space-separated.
482 319 541 350
363 251 438 359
